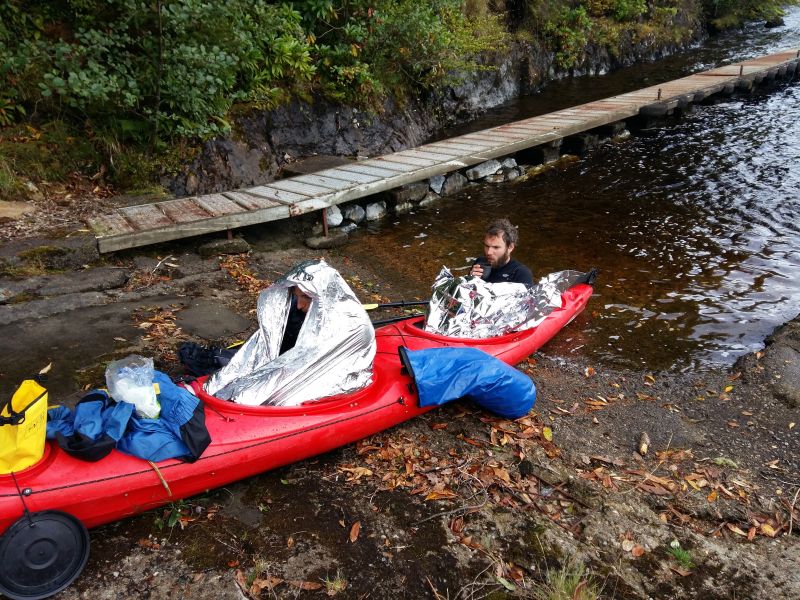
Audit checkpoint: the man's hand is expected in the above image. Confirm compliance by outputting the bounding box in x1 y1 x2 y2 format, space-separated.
470 264 484 278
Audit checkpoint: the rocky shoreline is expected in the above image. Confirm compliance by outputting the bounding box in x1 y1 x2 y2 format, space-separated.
1 226 798 599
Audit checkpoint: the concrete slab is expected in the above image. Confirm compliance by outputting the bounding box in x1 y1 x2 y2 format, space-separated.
176 298 251 340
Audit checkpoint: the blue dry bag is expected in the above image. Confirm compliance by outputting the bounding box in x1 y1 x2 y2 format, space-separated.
399 346 536 419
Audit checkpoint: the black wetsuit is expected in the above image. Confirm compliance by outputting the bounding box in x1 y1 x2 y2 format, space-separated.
474 257 534 286
279 296 306 354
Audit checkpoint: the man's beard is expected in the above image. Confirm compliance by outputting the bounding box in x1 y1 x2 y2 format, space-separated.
489 250 511 268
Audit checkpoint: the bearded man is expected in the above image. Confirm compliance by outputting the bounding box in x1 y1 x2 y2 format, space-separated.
469 219 534 285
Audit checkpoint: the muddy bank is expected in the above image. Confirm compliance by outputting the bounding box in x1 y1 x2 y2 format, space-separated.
1 227 797 600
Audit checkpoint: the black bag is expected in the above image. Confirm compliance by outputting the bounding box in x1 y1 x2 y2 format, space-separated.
178 342 240 377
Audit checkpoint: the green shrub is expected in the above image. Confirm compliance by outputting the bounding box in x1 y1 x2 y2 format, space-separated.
544 5 592 71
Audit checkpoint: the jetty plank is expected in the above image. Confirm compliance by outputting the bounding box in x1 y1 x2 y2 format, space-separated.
91 47 800 253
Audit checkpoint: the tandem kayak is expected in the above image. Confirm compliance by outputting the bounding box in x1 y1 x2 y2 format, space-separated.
0 281 593 600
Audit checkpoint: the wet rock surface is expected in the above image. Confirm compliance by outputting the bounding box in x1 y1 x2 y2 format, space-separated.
1 228 797 600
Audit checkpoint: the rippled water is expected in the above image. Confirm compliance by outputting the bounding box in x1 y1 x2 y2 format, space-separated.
343 9 800 371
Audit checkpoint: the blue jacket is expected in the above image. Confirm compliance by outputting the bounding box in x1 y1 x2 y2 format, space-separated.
48 371 210 463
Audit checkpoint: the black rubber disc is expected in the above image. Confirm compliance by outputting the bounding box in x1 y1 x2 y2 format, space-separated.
0 511 90 600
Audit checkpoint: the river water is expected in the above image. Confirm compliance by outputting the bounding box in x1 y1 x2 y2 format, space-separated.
343 9 800 372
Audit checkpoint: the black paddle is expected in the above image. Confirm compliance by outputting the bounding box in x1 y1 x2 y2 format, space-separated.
371 313 425 326
362 300 429 310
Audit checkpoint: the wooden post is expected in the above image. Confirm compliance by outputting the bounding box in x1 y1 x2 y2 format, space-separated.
657 88 662 100
227 229 233 241
739 64 744 75
322 208 329 237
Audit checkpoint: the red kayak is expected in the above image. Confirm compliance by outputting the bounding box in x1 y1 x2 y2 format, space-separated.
0 282 592 600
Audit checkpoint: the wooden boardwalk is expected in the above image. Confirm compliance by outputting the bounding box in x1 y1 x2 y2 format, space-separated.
90 49 800 253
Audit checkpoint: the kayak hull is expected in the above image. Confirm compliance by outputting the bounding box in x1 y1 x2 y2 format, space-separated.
0 283 592 535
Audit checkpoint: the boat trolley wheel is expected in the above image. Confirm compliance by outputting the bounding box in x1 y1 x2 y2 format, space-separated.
0 511 90 600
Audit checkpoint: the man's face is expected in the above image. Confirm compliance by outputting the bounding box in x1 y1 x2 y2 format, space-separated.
293 287 312 313
483 234 514 268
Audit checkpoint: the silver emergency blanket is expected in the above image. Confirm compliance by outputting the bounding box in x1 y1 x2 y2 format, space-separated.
205 260 376 406
425 268 588 338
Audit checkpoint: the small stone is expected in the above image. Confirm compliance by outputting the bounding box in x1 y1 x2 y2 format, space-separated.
23 181 45 202
388 181 428 203
441 172 468 196
365 201 387 221
197 237 251 258
465 159 502 181
418 191 440 207
484 173 506 184
394 201 414 215
304 229 350 249
500 158 518 170
343 204 366 224
325 205 343 227
185 173 199 195
429 175 446 195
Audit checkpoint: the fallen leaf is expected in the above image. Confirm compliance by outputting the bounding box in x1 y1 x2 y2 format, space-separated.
707 489 718 502
287 536 295 548
670 566 693 577
39 362 53 375
496 576 516 591
621 539 635 552
584 367 596 377
235 570 247 590
644 373 656 385
631 545 645 557
724 385 734 393
790 423 796 430
542 426 553 442
425 489 457 501
450 516 465 534
760 523 777 538
726 523 748 537
747 527 757 541
287 580 323 590
712 457 739 469
430 422 448 430
338 466 373 482
349 521 361 542
251 576 283 594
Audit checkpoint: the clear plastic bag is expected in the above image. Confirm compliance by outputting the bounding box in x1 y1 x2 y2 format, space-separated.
105 355 161 419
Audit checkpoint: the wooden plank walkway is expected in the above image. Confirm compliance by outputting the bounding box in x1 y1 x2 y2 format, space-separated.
90 48 800 253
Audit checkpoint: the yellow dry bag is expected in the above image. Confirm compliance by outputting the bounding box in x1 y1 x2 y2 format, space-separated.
0 379 48 474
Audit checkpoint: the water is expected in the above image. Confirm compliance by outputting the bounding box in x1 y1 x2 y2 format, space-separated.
343 9 800 372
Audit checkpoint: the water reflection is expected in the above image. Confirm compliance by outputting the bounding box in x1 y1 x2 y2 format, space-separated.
343 10 800 372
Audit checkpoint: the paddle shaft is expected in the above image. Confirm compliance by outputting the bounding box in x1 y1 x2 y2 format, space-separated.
371 313 424 326
363 300 428 310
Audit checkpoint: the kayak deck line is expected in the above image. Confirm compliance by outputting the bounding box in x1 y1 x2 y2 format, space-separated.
88 49 800 253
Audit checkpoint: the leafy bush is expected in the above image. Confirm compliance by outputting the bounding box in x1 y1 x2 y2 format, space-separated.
1 0 507 147
544 5 593 70
1 1 315 143
702 0 791 29
613 0 648 21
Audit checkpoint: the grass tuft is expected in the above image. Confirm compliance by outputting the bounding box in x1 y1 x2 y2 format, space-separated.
532 557 600 600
